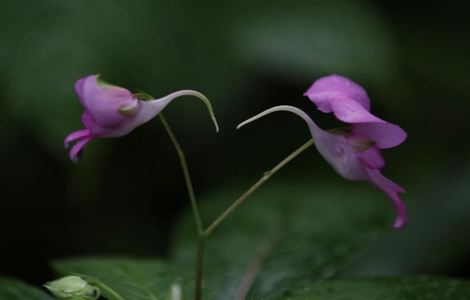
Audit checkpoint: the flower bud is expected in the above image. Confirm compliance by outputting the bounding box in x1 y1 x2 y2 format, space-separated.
44 276 100 300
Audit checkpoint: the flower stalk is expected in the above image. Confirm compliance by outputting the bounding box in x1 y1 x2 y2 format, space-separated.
204 139 314 236
160 113 314 299
158 113 206 300
159 114 204 234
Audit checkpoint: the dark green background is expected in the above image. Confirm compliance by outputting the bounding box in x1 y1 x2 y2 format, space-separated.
0 0 469 287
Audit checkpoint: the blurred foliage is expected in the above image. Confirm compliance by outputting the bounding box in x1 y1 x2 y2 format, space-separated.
51 180 387 299
171 181 387 299
0 278 53 300
0 0 469 293
278 277 470 300
51 182 468 299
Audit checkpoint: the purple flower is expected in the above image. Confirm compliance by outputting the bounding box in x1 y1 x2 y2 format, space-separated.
238 75 408 228
65 75 218 162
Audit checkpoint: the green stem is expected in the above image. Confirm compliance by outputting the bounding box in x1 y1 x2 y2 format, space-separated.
204 139 314 236
194 237 205 300
159 113 204 234
159 113 206 300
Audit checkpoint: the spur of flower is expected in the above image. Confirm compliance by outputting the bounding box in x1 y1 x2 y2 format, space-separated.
64 75 218 162
238 75 408 228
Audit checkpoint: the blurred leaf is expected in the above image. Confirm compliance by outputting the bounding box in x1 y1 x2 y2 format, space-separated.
172 180 391 299
224 0 401 86
50 182 470 299
343 164 470 277
277 277 470 300
53 257 194 300
0 277 53 300
52 180 395 299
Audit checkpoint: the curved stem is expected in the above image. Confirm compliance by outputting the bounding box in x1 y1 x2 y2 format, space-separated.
159 113 204 234
204 138 314 236
159 90 220 133
159 113 206 300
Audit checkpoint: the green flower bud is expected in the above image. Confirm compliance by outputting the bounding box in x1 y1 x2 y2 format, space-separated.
44 276 100 300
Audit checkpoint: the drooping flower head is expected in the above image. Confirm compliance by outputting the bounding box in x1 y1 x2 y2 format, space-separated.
65 75 218 162
238 75 408 228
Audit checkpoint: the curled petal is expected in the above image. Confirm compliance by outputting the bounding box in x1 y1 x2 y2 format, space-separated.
69 137 92 163
328 98 406 148
304 75 371 112
74 76 87 102
330 97 383 123
78 75 138 129
305 75 408 149
364 167 407 228
352 122 407 149
64 129 90 148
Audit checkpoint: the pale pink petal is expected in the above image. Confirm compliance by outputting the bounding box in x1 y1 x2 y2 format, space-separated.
364 167 407 228
74 75 89 102
304 75 370 112
64 129 91 148
330 97 384 123
79 75 138 129
352 122 407 149
69 138 91 163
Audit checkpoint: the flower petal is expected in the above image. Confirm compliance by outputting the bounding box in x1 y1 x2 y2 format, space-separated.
357 147 385 169
304 74 371 112
74 76 88 102
330 97 384 123
237 105 367 181
69 137 91 163
364 167 407 228
352 122 407 149
64 129 91 148
79 75 138 129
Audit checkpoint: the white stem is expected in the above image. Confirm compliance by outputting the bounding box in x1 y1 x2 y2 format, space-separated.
237 105 321 136
158 90 219 132
139 90 219 132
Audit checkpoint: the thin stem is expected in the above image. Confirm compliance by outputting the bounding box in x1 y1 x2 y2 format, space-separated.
204 138 314 236
159 113 204 234
159 113 207 300
194 237 205 300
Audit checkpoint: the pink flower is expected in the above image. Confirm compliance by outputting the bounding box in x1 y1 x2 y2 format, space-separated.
65 75 218 162
238 75 408 228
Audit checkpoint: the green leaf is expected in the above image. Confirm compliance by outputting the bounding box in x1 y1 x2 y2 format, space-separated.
171 180 390 299
225 0 401 87
52 180 389 299
0 277 53 300
277 277 470 300
52 257 193 300
51 182 470 300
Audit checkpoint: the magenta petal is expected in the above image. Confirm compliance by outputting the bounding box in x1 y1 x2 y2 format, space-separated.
79 75 138 129
81 111 95 128
330 97 384 124
304 75 371 112
74 75 90 102
352 122 407 149
364 167 407 228
358 147 385 169
64 129 91 148
69 138 91 163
